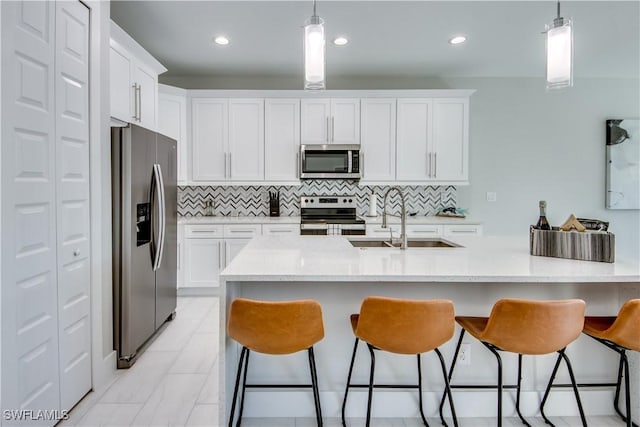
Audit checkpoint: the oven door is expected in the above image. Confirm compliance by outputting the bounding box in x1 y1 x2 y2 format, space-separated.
300 144 361 179
300 223 328 235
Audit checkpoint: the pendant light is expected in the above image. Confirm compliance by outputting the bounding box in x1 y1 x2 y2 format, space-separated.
545 1 573 90
304 0 325 90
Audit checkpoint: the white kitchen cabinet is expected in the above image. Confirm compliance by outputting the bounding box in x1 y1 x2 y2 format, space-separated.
191 98 228 181
263 224 300 235
225 239 252 267
360 99 396 182
301 98 360 144
406 224 443 237
223 224 262 238
177 223 184 288
159 85 188 183
184 238 224 288
396 98 433 182
366 224 402 239
443 224 483 237
229 99 264 181
110 21 166 130
265 99 300 181
432 98 469 182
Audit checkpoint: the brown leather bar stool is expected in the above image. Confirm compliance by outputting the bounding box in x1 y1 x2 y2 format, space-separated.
583 299 640 427
227 298 325 427
440 298 586 427
341 296 458 427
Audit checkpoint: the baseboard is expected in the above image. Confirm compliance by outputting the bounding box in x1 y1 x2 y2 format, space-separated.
178 287 221 296
237 389 618 418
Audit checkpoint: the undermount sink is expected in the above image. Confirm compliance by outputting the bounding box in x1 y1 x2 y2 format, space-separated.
349 238 462 249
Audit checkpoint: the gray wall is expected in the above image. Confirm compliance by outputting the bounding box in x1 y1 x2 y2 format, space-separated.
162 75 640 259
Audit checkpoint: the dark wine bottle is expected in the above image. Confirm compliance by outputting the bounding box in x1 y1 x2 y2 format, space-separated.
536 200 551 230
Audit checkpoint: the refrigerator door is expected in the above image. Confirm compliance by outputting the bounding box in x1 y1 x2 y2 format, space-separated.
113 125 158 361
155 133 178 328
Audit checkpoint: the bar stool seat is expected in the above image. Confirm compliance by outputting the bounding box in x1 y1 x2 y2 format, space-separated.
441 298 587 427
227 298 325 427
342 297 458 427
582 299 640 427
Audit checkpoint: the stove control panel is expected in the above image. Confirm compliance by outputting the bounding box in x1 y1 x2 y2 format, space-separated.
300 195 356 209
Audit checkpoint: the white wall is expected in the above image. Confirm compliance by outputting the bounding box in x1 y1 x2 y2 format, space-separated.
163 74 640 259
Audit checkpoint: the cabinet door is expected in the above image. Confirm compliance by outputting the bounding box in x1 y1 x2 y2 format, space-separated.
396 99 432 181
263 224 300 235
265 99 300 181
361 99 396 181
229 99 264 181
110 44 133 122
158 92 188 183
184 238 223 287
301 99 330 144
443 224 483 237
225 239 252 267
433 98 468 182
405 224 443 238
331 98 360 144
134 63 157 131
192 99 228 181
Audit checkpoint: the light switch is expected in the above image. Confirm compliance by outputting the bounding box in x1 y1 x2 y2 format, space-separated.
486 192 497 202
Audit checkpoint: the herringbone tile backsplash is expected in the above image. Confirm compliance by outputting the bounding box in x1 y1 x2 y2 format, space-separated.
178 181 456 217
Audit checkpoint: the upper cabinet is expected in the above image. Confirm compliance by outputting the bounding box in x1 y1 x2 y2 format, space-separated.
360 99 397 182
396 98 433 182
301 98 360 145
191 98 264 183
110 21 166 131
265 99 301 182
158 85 188 183
432 98 469 182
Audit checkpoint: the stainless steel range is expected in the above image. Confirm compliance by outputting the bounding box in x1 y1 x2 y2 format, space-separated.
300 196 366 235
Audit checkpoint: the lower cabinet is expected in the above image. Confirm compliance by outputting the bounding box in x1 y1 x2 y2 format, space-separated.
225 239 252 266
263 223 300 235
443 224 483 237
366 223 482 238
184 238 225 288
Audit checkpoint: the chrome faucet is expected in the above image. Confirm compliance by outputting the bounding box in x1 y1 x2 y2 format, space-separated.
381 186 408 249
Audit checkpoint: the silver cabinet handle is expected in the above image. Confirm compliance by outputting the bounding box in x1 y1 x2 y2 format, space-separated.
433 152 437 178
229 229 255 233
224 153 227 178
361 151 364 178
427 152 432 177
326 117 329 142
269 229 293 233
137 84 142 122
131 84 138 120
296 151 299 178
331 116 335 142
218 241 222 270
228 152 232 179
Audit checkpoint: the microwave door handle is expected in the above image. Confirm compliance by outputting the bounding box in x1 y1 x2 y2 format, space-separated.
348 150 352 173
300 150 305 177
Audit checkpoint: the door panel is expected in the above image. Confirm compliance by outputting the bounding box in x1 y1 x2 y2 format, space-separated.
301 99 330 144
228 99 264 181
361 99 396 181
331 98 360 144
192 99 227 181
110 45 132 122
396 99 432 181
433 99 468 181
135 64 156 130
55 0 91 411
155 134 177 327
225 239 251 267
184 239 223 287
1 0 62 420
265 99 300 181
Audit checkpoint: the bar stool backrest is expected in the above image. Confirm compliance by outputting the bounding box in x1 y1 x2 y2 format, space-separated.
482 298 585 355
355 296 455 355
228 298 324 355
608 299 640 351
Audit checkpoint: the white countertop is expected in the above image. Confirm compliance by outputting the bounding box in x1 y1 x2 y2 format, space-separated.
178 216 301 225
220 235 640 283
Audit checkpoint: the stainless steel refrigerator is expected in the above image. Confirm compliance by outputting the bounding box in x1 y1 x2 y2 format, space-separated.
111 124 177 368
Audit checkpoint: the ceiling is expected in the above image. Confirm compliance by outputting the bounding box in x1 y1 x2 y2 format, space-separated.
110 1 640 81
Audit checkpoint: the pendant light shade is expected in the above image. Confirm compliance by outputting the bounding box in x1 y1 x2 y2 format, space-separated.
304 1 325 90
545 2 573 90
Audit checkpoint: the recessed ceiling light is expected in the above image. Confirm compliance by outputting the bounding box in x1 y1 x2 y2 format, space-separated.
214 36 230 46
333 36 349 46
449 35 467 45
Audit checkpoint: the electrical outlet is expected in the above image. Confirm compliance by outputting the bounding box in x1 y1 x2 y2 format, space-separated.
486 192 497 202
458 343 471 366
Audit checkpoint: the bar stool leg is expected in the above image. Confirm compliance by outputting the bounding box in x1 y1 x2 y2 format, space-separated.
416 354 430 427
619 351 636 427
515 354 531 427
235 348 251 427
559 350 587 427
434 347 458 427
540 351 563 426
229 346 248 427
366 344 376 427
308 347 324 427
342 338 360 427
482 343 503 427
439 329 466 423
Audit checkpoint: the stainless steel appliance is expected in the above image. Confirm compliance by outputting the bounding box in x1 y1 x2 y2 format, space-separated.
299 144 361 179
300 196 366 235
111 124 177 368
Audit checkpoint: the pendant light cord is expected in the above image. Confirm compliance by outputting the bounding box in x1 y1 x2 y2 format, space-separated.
312 0 317 18
557 0 561 19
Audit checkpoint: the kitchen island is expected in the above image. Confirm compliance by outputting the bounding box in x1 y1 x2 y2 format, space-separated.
219 235 640 422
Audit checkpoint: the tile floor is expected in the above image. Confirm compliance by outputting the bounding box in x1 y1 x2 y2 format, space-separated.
62 297 626 427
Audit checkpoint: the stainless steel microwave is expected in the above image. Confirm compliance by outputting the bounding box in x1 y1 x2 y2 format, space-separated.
299 144 361 179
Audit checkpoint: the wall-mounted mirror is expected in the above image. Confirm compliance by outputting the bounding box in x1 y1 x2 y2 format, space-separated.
606 119 639 209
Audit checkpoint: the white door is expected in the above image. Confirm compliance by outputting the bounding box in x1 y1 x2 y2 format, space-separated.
433 98 468 182
134 63 157 130
184 239 223 287
158 92 188 183
360 99 396 181
192 99 228 181
301 99 330 144
331 98 360 144
1 0 61 419
109 44 132 123
55 0 91 411
228 99 264 181
396 99 433 181
265 99 300 181
225 239 251 267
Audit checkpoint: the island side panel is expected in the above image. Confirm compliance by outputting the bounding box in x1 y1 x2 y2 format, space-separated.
221 279 636 419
